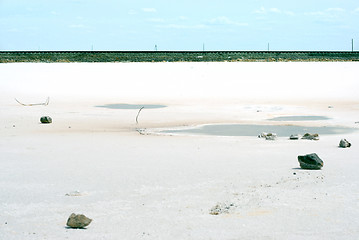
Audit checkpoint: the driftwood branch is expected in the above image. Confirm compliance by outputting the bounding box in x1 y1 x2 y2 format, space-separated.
15 97 50 106
136 107 144 124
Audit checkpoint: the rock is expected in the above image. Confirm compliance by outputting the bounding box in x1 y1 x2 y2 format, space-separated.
301 133 319 140
265 133 277 140
298 153 323 170
66 213 92 228
258 132 277 140
289 134 300 140
40 116 52 124
258 132 267 138
339 139 351 148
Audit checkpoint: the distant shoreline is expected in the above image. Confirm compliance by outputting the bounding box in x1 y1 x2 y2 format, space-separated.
1 50 358 63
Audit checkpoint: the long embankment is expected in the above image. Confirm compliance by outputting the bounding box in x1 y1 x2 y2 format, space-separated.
1 51 359 63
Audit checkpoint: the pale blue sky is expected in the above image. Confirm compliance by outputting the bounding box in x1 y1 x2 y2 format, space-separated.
1 0 358 51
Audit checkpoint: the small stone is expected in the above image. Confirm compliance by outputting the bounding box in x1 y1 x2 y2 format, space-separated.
40 116 52 124
339 139 351 148
66 213 92 228
65 191 85 196
289 134 300 140
258 132 277 140
301 133 319 140
265 133 277 140
298 153 323 170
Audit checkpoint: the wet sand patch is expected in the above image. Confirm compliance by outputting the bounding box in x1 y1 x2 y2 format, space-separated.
96 103 166 109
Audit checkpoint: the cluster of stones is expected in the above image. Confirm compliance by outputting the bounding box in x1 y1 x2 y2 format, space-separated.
258 132 277 140
290 133 320 140
259 132 321 141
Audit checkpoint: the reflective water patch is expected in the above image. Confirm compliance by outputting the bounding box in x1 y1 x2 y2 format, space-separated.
268 116 330 121
161 124 355 137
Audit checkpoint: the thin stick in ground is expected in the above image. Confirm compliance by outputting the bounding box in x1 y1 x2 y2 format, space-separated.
136 107 144 124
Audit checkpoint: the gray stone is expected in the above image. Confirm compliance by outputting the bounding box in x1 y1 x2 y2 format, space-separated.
301 133 319 140
339 139 351 148
258 132 277 140
289 134 300 140
40 116 52 124
66 213 92 228
298 153 323 170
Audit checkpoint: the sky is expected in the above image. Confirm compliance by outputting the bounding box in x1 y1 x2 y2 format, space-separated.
0 0 358 51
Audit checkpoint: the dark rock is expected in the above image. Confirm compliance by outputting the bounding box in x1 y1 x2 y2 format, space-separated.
298 153 323 170
66 213 92 228
289 134 300 140
339 139 351 148
40 116 52 124
301 133 319 140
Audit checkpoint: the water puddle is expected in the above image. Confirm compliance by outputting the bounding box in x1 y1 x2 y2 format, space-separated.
268 116 330 121
96 103 166 109
160 124 355 137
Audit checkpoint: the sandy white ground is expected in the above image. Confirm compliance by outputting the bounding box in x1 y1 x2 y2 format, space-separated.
0 62 359 239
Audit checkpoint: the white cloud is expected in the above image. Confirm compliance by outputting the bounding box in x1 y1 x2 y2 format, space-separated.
179 16 189 21
142 8 157 13
8 28 20 33
355 8 359 12
326 8 345 12
305 11 325 16
69 24 86 28
209 16 248 26
253 7 294 16
158 24 208 29
253 7 266 14
284 11 295 16
269 8 281 13
147 18 165 23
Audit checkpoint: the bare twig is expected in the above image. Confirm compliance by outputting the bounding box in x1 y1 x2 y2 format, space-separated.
15 97 50 106
136 107 144 124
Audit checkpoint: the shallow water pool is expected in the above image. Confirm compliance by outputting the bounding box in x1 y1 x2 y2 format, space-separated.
268 116 330 121
161 124 356 137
